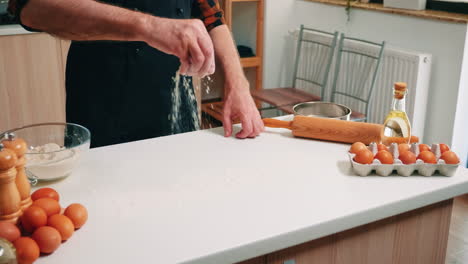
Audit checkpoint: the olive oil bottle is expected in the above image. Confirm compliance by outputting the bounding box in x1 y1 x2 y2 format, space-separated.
381 82 411 145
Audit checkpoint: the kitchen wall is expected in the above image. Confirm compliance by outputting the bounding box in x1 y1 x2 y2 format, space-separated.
262 0 297 89
260 0 468 166
451 28 468 167
232 2 258 55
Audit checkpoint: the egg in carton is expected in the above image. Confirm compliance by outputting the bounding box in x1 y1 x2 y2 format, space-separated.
348 143 460 177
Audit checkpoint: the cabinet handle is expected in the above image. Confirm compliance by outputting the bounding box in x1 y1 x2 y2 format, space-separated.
284 260 296 264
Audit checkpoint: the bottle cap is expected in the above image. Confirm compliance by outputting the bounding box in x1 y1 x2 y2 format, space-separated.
394 82 407 99
394 82 407 91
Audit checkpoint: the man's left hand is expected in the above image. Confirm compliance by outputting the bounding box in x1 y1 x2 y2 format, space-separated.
222 79 264 139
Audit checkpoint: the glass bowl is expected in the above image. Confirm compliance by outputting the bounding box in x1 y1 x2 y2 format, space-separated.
1 123 91 182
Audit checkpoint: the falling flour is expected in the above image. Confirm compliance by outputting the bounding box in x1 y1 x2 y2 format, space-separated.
169 71 200 134
184 76 200 131
204 75 213 94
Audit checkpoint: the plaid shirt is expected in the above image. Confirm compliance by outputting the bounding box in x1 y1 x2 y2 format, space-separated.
192 0 225 31
8 0 225 31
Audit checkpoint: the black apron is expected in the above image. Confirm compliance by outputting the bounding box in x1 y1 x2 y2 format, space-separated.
65 0 198 148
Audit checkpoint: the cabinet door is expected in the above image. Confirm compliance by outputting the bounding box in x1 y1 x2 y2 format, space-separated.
266 236 335 264
236 255 266 264
0 33 66 132
266 200 452 264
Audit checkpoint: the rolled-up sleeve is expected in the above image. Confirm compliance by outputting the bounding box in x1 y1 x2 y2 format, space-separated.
7 0 41 32
192 0 225 32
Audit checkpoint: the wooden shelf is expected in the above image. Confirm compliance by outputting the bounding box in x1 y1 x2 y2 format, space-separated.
240 56 261 68
202 0 264 124
304 0 468 24
201 101 241 124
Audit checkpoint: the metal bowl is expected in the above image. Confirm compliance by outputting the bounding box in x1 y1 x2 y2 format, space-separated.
293 102 351 120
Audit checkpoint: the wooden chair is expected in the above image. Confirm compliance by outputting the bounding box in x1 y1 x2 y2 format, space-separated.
251 25 339 114
330 34 385 122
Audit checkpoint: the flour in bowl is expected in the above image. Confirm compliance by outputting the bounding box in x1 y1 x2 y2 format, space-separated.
26 143 81 180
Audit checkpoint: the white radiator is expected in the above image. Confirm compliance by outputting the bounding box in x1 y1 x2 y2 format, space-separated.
369 47 432 139
294 30 432 139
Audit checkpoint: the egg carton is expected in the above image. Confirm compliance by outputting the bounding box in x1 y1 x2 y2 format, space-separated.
349 143 460 177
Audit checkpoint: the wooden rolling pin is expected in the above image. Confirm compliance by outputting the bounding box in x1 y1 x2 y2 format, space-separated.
263 116 419 145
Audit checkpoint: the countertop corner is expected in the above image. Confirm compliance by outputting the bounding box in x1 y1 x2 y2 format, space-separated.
0 24 38 36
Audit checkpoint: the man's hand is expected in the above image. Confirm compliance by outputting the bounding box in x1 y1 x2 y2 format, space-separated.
223 79 264 138
207 25 264 138
20 0 215 78
143 17 215 77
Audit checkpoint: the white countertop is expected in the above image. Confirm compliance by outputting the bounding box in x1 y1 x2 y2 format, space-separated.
0 24 36 36
35 121 468 264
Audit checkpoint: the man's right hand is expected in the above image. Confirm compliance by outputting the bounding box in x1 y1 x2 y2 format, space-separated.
142 17 215 77
20 0 214 77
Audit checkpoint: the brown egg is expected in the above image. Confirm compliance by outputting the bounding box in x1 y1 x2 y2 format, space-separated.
440 143 450 154
419 144 431 152
32 226 61 254
0 222 21 242
21 206 47 232
417 151 437 164
375 150 394 164
398 143 410 154
32 198 61 217
48 214 75 241
64 204 88 229
377 143 389 152
440 151 460 164
350 142 367 154
13 237 40 264
31 188 60 202
399 151 417 165
354 149 374 164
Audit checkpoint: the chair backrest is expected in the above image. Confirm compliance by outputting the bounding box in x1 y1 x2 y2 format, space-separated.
292 25 339 100
330 34 385 122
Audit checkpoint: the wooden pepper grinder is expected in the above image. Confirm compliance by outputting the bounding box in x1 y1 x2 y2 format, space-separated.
2 133 32 211
0 143 22 223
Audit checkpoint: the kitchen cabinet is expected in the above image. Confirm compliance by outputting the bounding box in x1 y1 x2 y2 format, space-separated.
0 32 69 132
236 199 452 264
264 200 452 264
236 256 266 264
